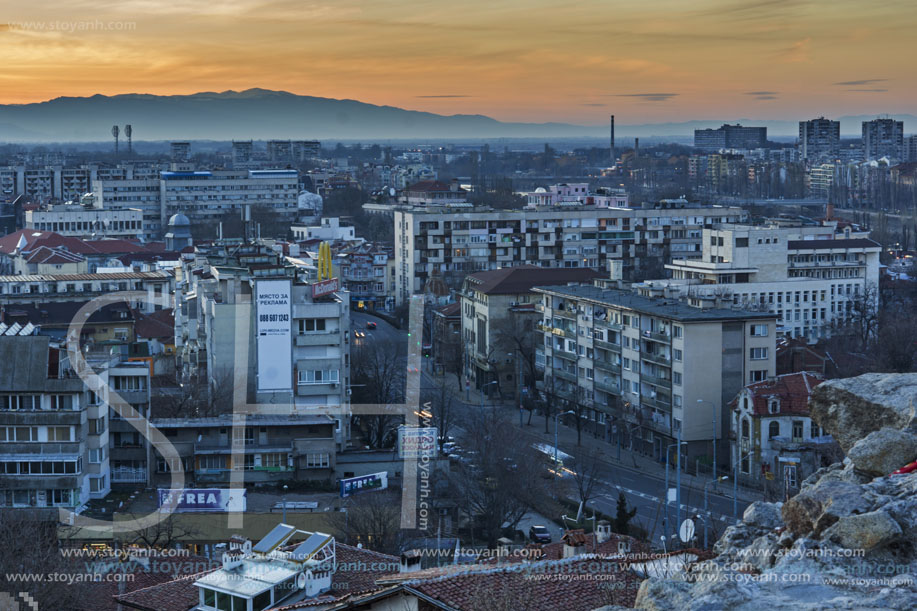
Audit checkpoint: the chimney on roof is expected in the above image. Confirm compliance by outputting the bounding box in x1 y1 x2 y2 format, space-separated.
825 202 834 221
450 178 459 192
595 520 613 544
400 550 422 573
562 530 587 558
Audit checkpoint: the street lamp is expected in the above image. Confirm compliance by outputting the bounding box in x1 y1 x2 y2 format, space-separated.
732 451 754 519
663 438 687 538
698 399 717 490
703 476 728 548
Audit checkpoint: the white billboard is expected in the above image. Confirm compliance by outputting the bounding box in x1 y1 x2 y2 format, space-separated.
398 426 437 459
255 279 292 391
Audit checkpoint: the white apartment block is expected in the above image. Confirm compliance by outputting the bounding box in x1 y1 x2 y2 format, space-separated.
636 224 881 342
0 271 173 314
25 203 144 240
394 202 746 305
524 183 629 208
0 335 110 510
534 285 776 464
95 169 300 239
291 217 358 242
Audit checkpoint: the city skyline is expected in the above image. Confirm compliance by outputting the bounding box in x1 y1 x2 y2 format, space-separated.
1 0 914 124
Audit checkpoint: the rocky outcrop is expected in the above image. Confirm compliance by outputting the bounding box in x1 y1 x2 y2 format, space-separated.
634 374 917 610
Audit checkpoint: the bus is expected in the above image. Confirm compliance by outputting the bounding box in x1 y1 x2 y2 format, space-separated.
532 443 574 478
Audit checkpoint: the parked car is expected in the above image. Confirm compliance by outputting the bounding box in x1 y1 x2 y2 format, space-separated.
529 525 552 543
442 442 458 455
366 321 377 330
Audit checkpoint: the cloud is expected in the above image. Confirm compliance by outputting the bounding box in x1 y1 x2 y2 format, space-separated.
745 91 779 100
580 103 605 106
613 93 678 102
848 88 887 92
415 95 471 98
778 38 811 63
833 78 887 86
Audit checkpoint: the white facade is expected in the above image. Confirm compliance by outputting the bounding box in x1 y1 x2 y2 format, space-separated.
637 224 881 341
26 204 144 240
524 183 628 208
291 217 358 242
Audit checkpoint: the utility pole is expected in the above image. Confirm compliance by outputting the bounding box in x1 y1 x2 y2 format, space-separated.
676 426 682 533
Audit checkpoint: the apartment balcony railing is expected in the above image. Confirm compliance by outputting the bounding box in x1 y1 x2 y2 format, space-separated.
594 378 620 395
642 352 672 366
553 349 577 362
643 395 672 411
593 338 621 352
111 467 147 483
593 358 621 374
553 369 577 383
641 329 671 343
594 319 623 331
641 374 672 389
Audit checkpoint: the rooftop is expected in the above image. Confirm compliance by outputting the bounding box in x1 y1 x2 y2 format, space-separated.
536 285 776 322
466 265 602 296
736 371 824 417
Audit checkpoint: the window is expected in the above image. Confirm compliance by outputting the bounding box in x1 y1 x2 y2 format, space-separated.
1 395 39 411
735 237 749 247
49 426 72 442
750 324 768 337
673 349 683 361
305 453 330 468
262 453 286 468
89 476 106 492
673 394 682 407
811 423 821 439
199 455 225 471
297 369 340 385
89 418 105 435
113 376 145 391
673 326 683 338
298 318 326 333
622 358 631 370
769 422 780 439
768 399 779 414
89 448 104 464
13 427 38 442
49 395 74 410
741 419 750 439
750 347 768 360
673 372 682 386
792 421 804 442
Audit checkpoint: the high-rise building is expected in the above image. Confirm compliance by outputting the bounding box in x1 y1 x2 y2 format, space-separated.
393 201 747 306
862 118 904 161
799 118 840 162
635 223 881 342
232 140 254 166
170 142 191 162
908 135 917 162
534 284 776 464
694 124 767 150
0 335 111 509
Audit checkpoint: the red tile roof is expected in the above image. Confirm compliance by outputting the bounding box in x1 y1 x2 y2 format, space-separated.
24 245 86 265
133 308 175 341
113 569 212 611
0 229 85 255
736 372 823 417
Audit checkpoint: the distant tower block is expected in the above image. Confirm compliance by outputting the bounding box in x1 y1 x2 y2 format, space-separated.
610 115 615 163
634 137 639 158
111 125 120 154
170 141 191 162
124 124 132 154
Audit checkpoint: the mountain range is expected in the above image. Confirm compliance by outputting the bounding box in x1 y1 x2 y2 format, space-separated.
0 89 911 142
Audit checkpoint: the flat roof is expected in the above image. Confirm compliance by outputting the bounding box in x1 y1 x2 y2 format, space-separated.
534 285 776 322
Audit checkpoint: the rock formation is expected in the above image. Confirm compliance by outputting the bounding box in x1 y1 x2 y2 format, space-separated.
633 374 917 610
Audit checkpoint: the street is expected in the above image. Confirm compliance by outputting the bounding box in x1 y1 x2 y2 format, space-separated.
354 308 751 545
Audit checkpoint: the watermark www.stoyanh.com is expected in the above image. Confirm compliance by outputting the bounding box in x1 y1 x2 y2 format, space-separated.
4 20 136 33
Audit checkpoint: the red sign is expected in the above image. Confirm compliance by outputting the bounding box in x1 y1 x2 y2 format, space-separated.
312 277 340 298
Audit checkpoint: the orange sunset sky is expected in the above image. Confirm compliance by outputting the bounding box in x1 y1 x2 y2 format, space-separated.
0 0 914 124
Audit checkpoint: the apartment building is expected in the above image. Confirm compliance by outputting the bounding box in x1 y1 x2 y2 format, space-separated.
151 414 337 487
337 243 395 312
862 118 905 161
636 223 881 341
394 201 746 305
534 285 776 464
798 117 840 163
173 242 351 449
459 266 601 395
0 270 172 314
0 335 110 510
25 202 145 240
731 372 831 494
523 183 629 208
95 169 300 239
291 217 358 242
694 124 767 150
103 359 152 487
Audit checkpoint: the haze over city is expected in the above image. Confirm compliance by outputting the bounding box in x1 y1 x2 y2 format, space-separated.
1 0 915 125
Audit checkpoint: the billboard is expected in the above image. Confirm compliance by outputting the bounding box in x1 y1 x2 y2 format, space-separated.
255 279 292 391
398 426 437 459
311 277 340 299
340 472 388 498
158 488 246 512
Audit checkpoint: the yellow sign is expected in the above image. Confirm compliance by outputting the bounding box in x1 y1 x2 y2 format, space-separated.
765 471 775 480
318 241 333 280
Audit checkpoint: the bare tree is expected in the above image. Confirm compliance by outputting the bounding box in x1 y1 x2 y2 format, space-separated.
122 512 200 549
327 490 405 555
151 367 240 418
568 449 602 511
351 340 406 448
449 410 549 548
423 378 455 451
0 510 92 609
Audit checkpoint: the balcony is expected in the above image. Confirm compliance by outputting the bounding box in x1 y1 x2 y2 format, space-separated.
295 329 341 346
594 378 620 395
594 318 623 331
593 358 621 374
642 352 671 366
641 329 671 343
643 395 672 411
593 338 620 352
2 411 83 426
553 369 577 383
641 374 672 389
553 349 577 362
111 467 147 483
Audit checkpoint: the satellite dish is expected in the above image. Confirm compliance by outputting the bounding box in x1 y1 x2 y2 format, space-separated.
679 519 695 543
296 572 308 590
